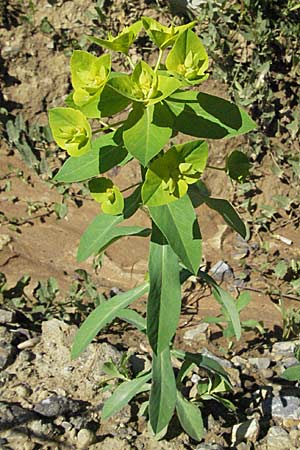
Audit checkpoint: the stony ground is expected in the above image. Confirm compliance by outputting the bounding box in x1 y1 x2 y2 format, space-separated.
0 0 300 449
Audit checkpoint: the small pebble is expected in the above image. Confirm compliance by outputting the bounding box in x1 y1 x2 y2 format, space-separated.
249 357 271 370
232 418 260 444
15 384 32 398
77 428 95 449
261 368 274 379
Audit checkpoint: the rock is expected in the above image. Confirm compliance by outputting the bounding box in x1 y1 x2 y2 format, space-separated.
183 323 209 341
227 367 241 387
15 384 32 398
210 260 234 281
267 426 292 449
201 348 232 368
0 309 15 324
0 342 16 370
34 395 86 417
249 357 271 370
77 429 95 449
0 402 37 429
0 234 11 251
269 391 300 421
281 356 299 369
196 444 225 450
90 437 131 450
260 368 274 379
272 341 300 355
232 418 260 444
28 419 54 438
231 356 247 368
236 444 251 450
290 429 300 447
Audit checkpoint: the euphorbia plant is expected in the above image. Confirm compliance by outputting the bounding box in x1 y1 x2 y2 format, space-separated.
50 17 256 441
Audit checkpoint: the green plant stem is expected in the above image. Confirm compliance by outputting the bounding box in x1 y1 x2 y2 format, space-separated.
206 164 226 172
120 182 141 193
92 120 125 134
154 49 163 73
240 286 300 302
127 55 135 70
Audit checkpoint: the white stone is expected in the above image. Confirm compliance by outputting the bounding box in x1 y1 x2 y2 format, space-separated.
232 419 260 444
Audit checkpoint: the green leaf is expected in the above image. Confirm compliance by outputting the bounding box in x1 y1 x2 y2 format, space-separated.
281 365 300 381
49 107 92 156
189 181 247 239
173 349 230 380
199 272 241 340
226 150 251 182
166 29 209 84
87 21 142 54
149 194 201 274
167 91 256 139
142 140 208 206
71 283 149 359
77 213 150 262
236 292 251 312
89 177 124 215
102 371 151 419
98 83 131 117
123 103 172 166
54 146 99 182
176 391 204 442
147 224 181 354
117 308 146 332
149 347 176 434
54 131 128 183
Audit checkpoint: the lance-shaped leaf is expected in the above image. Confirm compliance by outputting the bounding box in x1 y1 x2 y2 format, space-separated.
71 283 149 359
123 103 172 166
226 150 251 182
149 194 201 275
198 271 241 340
149 347 177 434
102 371 151 419
89 177 124 215
71 51 111 110
142 16 196 49
176 391 204 442
189 181 247 239
54 131 128 183
77 187 146 261
147 224 181 354
117 308 146 333
142 140 208 206
87 21 142 54
166 29 209 84
167 91 256 139
77 217 149 262
49 107 91 157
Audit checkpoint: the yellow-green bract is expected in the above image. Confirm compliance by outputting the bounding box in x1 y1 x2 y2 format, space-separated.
108 61 182 106
166 29 209 84
142 16 196 49
71 51 111 107
87 20 142 54
142 140 208 206
49 107 91 157
89 177 124 215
